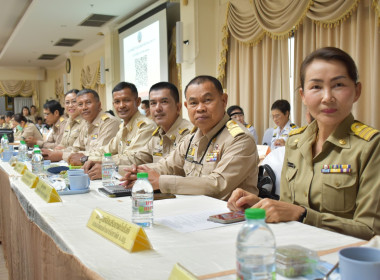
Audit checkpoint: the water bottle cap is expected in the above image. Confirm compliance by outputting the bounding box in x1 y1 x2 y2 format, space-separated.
137 172 148 179
104 153 112 157
245 208 266 220
20 140 26 144
34 150 41 154
34 145 39 148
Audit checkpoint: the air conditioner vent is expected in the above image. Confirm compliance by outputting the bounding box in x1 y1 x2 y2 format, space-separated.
54 38 82 47
79 14 116 27
38 54 59 60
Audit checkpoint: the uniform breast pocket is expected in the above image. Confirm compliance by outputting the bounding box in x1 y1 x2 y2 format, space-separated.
322 174 357 213
285 168 297 203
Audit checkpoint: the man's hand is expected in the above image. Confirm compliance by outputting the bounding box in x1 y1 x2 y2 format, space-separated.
68 153 85 166
86 163 102 180
42 149 63 162
83 160 99 173
54 145 65 150
121 164 138 188
25 136 37 147
252 199 305 223
137 165 160 190
227 188 261 212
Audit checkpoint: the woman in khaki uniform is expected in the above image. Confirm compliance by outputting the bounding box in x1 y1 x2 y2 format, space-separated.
228 47 380 240
13 113 43 142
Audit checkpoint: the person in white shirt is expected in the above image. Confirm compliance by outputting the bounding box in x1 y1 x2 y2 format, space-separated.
270 99 297 150
227 105 258 144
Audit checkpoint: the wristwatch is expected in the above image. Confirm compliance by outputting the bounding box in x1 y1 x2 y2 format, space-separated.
80 156 89 164
298 207 307 223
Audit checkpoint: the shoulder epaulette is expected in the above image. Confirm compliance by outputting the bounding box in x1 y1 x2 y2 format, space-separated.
24 124 28 128
137 120 146 128
101 114 109 121
190 126 197 134
178 127 188 135
289 126 307 136
351 121 379 141
226 120 244 137
245 124 252 129
290 123 297 129
59 116 65 122
119 123 123 129
152 127 159 136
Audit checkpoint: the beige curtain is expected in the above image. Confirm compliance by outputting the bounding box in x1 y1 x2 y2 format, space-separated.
219 0 380 141
294 0 380 128
55 77 65 103
80 62 106 107
0 80 39 109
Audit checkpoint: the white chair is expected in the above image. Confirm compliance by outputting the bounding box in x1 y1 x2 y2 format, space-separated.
261 127 274 145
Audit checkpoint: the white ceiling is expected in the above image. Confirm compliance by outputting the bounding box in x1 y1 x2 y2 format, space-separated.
0 0 158 69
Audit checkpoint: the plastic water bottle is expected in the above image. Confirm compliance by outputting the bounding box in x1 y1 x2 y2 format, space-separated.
1 134 9 151
19 140 28 162
33 144 40 153
132 172 153 228
236 208 276 280
102 153 116 186
31 150 43 175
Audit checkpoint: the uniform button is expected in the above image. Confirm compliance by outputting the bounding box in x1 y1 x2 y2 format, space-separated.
335 182 340 187
304 192 307 197
339 139 346 145
294 139 299 143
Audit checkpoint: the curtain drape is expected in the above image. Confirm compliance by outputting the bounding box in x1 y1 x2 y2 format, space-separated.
220 0 380 141
0 80 39 110
14 97 33 116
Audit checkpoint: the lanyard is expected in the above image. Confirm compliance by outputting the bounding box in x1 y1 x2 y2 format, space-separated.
184 124 226 165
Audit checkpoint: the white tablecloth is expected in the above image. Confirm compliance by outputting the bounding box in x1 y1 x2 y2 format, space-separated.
0 161 363 279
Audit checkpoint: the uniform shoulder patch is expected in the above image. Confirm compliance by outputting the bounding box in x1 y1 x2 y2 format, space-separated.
190 126 197 134
178 127 189 135
137 120 146 128
101 114 109 121
226 120 244 137
245 124 252 129
119 123 123 129
351 121 379 141
59 116 65 122
290 123 297 129
289 126 307 136
152 127 159 136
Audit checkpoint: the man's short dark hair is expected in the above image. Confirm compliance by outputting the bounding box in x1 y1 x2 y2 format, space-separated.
271 99 291 115
184 75 223 96
77 89 100 102
141 100 150 108
43 100 64 115
149 82 180 103
112 82 138 99
65 89 79 97
227 105 244 117
14 113 28 124
0 116 5 121
5 112 13 118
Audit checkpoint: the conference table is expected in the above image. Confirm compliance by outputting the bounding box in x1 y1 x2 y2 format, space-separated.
0 160 365 280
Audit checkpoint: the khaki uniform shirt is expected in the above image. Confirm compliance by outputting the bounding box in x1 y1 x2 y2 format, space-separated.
14 123 43 142
58 116 84 148
88 111 156 164
147 114 259 201
118 116 192 166
281 114 380 240
63 112 120 161
37 116 67 149
271 120 297 150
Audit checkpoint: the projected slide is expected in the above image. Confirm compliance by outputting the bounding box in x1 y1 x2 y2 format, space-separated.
122 21 160 97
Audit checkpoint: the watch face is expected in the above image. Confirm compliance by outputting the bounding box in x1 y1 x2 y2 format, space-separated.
66 59 71 73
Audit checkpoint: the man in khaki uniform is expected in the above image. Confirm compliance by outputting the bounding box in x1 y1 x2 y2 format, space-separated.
87 82 192 179
122 76 259 201
12 114 43 142
83 82 156 178
44 89 120 164
25 100 66 148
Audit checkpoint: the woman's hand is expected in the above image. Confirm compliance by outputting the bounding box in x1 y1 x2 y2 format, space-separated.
227 188 261 211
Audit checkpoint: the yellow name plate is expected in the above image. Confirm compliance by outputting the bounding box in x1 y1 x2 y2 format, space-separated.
35 180 62 203
14 162 27 174
21 170 39 188
168 263 199 280
87 208 152 253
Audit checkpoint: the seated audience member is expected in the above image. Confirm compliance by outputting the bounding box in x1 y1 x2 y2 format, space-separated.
4 112 14 129
44 89 120 164
30 105 39 122
25 100 66 148
54 89 84 150
270 99 297 150
35 117 45 131
12 114 43 142
82 82 156 178
0 116 6 128
122 75 259 201
227 47 380 240
227 105 258 143
21 106 34 123
85 82 192 179
141 99 151 117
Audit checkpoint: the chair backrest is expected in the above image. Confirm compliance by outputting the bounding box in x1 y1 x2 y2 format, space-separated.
261 127 274 145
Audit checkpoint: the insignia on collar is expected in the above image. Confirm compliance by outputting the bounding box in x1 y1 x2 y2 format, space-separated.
190 126 197 134
152 127 159 136
179 128 188 135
